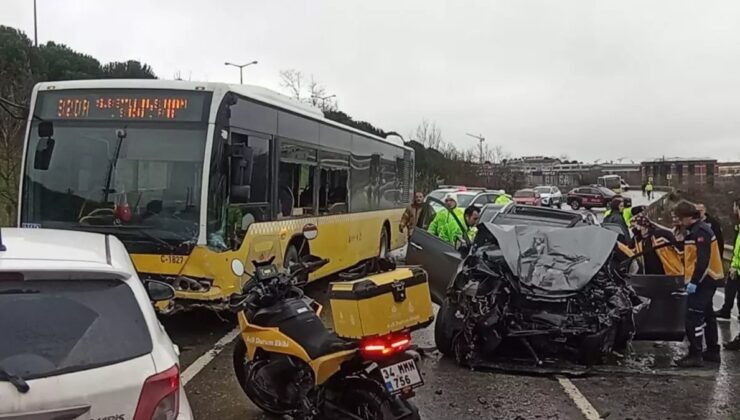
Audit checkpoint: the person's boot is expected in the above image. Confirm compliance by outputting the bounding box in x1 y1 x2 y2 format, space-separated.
675 353 704 368
714 309 731 319
724 335 740 351
703 346 722 363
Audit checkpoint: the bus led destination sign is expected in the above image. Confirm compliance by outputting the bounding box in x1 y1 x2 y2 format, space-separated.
39 90 207 122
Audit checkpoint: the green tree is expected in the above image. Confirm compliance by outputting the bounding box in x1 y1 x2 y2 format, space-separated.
102 60 156 79
0 25 158 226
0 26 38 225
36 41 103 80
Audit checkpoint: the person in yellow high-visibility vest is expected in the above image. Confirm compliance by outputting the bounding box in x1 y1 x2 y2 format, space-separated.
495 191 512 205
645 181 654 200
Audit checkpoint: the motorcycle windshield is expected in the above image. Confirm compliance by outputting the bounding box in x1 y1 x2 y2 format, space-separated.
479 223 618 296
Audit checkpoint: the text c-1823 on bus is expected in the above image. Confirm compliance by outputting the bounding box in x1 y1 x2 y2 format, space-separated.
17 79 415 313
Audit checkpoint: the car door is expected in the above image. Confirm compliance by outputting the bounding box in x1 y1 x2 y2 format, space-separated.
628 274 687 341
406 228 462 304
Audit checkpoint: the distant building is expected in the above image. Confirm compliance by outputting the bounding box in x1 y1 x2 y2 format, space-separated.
641 158 718 186
718 162 740 177
505 156 561 173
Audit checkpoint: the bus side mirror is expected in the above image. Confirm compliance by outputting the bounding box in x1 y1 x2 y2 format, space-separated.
38 121 54 138
230 143 254 204
33 136 55 170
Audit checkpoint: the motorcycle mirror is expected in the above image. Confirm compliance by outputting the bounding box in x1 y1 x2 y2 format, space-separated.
145 280 176 302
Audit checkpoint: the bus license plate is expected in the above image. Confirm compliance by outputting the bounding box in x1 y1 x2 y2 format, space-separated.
380 358 423 394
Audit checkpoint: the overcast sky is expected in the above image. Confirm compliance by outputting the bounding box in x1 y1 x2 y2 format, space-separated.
4 0 740 162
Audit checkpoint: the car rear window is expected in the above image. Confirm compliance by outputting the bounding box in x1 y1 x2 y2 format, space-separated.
514 190 534 197
0 279 152 380
534 187 550 194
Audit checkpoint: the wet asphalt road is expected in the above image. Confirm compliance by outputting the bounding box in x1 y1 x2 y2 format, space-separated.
165 191 740 419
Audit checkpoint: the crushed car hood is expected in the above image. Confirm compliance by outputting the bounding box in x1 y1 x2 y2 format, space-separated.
480 223 618 297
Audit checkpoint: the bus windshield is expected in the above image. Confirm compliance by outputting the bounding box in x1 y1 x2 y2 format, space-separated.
21 121 207 251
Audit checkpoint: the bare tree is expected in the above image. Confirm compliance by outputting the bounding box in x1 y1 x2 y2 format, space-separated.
279 69 304 100
279 69 337 111
484 144 509 164
412 119 443 150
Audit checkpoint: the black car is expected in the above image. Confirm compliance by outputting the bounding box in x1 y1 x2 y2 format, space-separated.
566 185 617 210
407 202 686 343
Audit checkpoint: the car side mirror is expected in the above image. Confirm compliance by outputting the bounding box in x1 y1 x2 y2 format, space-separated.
33 136 55 170
145 280 176 302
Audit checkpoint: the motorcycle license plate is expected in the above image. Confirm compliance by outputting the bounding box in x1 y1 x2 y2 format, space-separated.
379 358 423 394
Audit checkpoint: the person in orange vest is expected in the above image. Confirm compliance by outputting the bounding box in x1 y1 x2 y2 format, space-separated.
673 202 725 367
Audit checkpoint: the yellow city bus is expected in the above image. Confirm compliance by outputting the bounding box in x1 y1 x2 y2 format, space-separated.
18 80 414 312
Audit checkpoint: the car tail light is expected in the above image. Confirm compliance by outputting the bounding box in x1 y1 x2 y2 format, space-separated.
133 365 179 420
360 332 411 360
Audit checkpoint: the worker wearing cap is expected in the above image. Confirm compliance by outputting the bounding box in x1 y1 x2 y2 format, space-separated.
673 202 724 367
428 194 465 245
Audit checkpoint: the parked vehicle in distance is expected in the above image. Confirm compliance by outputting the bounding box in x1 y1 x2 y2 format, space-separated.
566 186 617 210
426 186 503 212
534 185 563 208
597 174 625 193
0 228 192 420
513 189 542 206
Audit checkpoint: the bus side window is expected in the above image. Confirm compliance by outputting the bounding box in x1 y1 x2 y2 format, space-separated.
278 162 316 218
319 168 348 215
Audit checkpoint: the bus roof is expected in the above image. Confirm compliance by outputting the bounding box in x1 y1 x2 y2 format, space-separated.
32 79 411 152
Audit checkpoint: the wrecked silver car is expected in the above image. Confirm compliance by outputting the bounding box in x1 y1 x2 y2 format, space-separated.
434 222 651 368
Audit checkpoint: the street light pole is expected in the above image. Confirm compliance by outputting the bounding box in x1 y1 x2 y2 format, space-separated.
224 60 258 84
33 0 38 47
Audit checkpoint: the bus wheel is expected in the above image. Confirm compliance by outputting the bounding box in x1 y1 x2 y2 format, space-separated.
379 227 390 259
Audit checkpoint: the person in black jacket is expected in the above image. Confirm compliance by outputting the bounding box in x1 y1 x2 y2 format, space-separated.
603 198 629 236
697 203 724 252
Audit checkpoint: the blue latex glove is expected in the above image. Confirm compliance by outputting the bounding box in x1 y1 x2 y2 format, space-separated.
686 283 697 295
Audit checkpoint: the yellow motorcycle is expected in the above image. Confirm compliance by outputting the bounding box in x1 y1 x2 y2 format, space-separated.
230 251 423 419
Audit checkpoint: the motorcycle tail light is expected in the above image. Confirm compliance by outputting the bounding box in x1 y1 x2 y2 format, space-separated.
360 331 411 360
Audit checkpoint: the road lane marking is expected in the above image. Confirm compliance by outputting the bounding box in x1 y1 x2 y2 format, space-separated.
556 376 601 420
181 327 240 386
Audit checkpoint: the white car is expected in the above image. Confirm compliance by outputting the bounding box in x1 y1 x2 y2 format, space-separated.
0 228 192 420
426 187 504 211
534 185 563 208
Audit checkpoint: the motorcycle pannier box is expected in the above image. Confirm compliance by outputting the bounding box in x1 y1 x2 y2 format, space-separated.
329 267 434 339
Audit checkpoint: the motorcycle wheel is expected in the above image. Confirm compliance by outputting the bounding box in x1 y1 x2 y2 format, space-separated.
337 388 397 420
232 340 291 416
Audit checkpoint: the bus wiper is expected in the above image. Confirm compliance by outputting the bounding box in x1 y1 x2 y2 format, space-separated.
131 228 177 253
0 366 30 393
102 128 127 202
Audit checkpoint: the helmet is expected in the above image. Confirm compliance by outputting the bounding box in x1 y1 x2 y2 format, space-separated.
444 194 457 203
